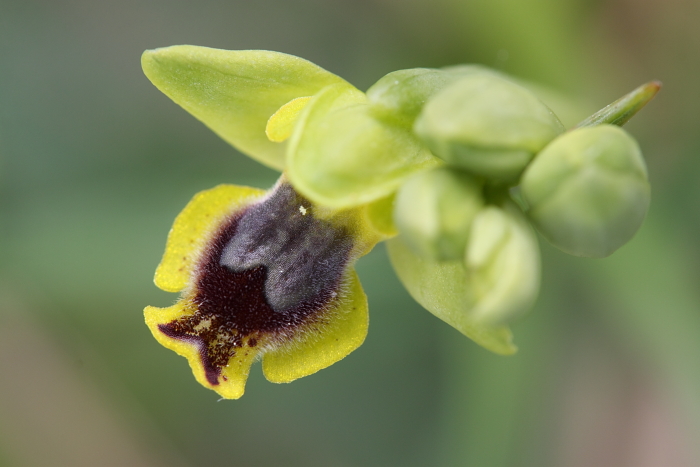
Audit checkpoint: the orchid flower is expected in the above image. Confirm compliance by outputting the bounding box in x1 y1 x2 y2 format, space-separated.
142 46 657 398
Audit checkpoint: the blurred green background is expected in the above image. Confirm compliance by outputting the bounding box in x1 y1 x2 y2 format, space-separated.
1 0 699 466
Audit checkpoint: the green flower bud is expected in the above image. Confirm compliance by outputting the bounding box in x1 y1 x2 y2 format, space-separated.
386 235 517 356
466 203 540 325
366 66 493 127
414 73 565 182
521 124 650 258
386 200 539 353
393 167 484 261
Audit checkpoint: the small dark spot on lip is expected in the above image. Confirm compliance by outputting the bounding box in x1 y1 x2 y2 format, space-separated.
222 375 228 381
248 338 258 347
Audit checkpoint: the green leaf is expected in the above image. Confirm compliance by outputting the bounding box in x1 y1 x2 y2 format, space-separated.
142 45 349 170
287 84 440 208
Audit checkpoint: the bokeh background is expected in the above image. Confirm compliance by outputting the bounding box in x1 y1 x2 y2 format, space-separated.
1 0 699 466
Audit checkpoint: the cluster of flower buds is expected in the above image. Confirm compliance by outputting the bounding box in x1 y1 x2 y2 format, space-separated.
373 67 656 353
142 46 658 397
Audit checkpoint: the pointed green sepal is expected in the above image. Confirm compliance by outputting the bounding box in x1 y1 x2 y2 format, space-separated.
142 46 349 170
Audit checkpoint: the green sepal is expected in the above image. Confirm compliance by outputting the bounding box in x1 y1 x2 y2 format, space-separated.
142 45 349 170
287 83 440 208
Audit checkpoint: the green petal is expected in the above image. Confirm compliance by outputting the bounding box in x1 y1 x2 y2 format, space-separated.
266 96 313 143
361 193 399 239
142 46 349 170
287 84 440 208
387 236 517 355
262 269 368 383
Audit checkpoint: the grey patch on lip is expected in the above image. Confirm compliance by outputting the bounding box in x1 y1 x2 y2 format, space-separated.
219 183 353 313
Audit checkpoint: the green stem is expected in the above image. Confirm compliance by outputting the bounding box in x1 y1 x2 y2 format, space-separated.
573 81 661 129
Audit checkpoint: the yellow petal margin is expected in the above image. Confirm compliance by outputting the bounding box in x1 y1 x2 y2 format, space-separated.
154 184 265 293
262 269 368 383
144 301 259 399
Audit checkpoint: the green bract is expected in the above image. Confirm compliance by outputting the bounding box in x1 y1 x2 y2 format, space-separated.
414 73 565 182
141 46 349 170
393 167 484 261
290 66 502 209
521 125 650 258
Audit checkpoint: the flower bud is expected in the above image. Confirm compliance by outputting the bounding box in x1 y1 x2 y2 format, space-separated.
414 74 565 182
393 167 484 261
386 234 517 356
521 124 650 258
466 203 540 325
366 66 493 127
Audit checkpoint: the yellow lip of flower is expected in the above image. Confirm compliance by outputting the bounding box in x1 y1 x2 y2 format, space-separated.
145 179 387 399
